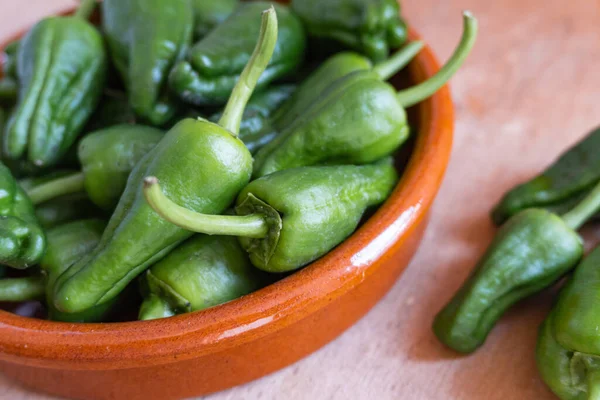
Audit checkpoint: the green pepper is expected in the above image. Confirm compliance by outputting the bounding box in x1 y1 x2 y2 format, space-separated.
2 40 19 79
53 7 278 314
492 126 600 226
432 178 600 353
290 0 407 62
83 90 137 133
23 125 163 211
102 0 193 126
169 1 305 107
144 159 398 272
192 0 239 39
0 161 46 269
0 276 45 303
139 235 261 320
252 12 477 178
0 77 17 106
3 0 107 169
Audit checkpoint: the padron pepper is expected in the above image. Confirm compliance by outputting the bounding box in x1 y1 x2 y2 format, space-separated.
192 0 239 39
24 125 163 211
252 12 477 178
53 7 279 314
0 161 46 269
102 0 193 125
290 0 407 62
19 171 103 228
144 160 398 272
492 126 600 225
83 90 137 133
230 41 423 154
536 247 600 400
169 1 305 107
432 178 600 353
139 235 261 320
3 0 107 169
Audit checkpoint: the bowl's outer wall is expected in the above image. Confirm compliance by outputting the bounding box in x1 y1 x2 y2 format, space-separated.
0 8 454 400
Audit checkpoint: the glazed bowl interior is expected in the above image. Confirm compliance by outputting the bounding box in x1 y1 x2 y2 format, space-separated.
0 10 453 371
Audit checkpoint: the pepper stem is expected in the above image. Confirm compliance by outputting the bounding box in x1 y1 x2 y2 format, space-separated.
396 11 478 108
0 276 45 302
143 177 269 238
26 172 85 205
139 295 175 321
373 41 425 81
74 0 98 20
562 180 600 230
218 7 278 136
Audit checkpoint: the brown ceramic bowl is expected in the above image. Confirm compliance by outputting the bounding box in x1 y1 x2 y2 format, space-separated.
0 6 454 400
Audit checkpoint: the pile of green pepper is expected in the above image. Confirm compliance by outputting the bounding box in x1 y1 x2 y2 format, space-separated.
0 0 476 323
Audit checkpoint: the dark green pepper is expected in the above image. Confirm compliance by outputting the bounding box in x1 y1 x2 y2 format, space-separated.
3 0 107 169
2 40 19 79
24 125 163 211
169 1 305 107
0 276 45 303
0 77 17 106
252 12 477 178
53 8 278 314
144 159 398 272
83 90 137 132
492 126 600 225
432 178 600 353
102 0 193 126
139 235 261 320
192 0 239 39
290 0 407 62
0 161 46 269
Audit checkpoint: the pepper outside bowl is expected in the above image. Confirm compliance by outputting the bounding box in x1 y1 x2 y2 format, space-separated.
0 7 454 400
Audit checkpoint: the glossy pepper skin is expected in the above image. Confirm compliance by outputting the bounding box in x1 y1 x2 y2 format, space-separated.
253 12 477 178
0 161 46 269
536 247 600 400
102 0 193 126
139 235 261 320
290 0 407 62
492 126 600 225
210 84 296 153
169 2 305 107
3 1 107 169
192 0 239 39
53 8 279 314
433 209 583 353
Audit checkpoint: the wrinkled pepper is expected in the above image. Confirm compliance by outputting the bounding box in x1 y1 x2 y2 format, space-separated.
3 0 107 169
139 235 261 320
19 171 103 228
537 245 600 400
83 90 137 132
433 178 600 353
252 12 477 178
492 126 600 225
102 0 193 126
24 125 163 210
144 159 398 272
291 0 407 62
192 0 239 39
53 7 278 314
0 161 46 269
169 1 305 107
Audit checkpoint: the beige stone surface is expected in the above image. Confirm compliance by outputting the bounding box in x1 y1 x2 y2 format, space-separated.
1 0 599 399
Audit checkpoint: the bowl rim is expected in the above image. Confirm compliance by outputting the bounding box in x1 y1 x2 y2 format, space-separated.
0 14 454 370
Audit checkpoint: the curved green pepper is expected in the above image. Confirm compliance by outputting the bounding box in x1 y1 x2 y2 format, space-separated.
290 0 407 62
139 235 261 320
169 1 305 107
492 126 600 225
144 159 398 272
102 0 193 126
83 90 137 133
3 0 107 169
24 125 163 211
432 178 600 353
0 161 46 269
192 0 239 39
252 12 477 178
53 7 278 314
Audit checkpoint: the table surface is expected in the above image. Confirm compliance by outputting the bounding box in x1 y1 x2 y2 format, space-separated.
1 0 599 399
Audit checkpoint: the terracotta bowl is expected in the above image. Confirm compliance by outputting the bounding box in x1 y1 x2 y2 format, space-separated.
0 6 454 400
